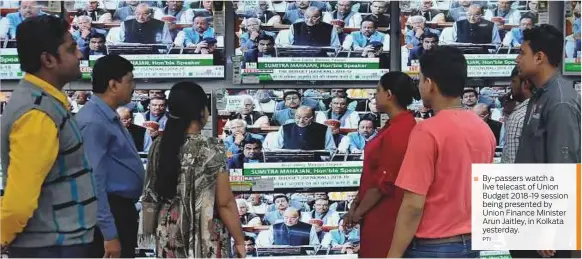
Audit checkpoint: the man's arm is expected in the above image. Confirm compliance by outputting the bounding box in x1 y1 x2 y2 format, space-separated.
389 127 436 257
79 123 118 241
324 128 337 151
387 191 425 258
491 24 501 44
1 111 58 246
546 103 581 163
330 28 340 48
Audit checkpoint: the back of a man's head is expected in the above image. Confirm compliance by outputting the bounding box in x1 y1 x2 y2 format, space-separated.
16 15 69 74
419 46 467 98
523 24 564 67
91 55 134 94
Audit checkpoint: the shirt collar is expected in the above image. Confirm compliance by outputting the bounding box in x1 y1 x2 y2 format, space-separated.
23 73 70 108
90 95 119 121
515 98 530 111
533 71 561 99
386 110 413 126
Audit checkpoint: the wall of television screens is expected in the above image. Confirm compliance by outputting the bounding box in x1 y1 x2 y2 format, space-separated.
234 0 391 82
399 0 547 77
563 0 581 76
0 0 225 80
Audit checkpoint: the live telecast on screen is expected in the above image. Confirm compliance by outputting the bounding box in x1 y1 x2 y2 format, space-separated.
563 0 580 76
235 191 361 257
233 0 391 82
0 0 225 80
399 0 546 78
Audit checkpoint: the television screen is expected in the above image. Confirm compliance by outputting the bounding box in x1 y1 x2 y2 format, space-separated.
398 0 544 77
219 88 390 192
233 1 390 83
563 0 581 76
234 191 360 257
0 1 225 80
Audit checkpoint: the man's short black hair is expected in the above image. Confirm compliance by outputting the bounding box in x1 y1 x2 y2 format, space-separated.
16 15 70 74
463 88 478 97
358 116 374 127
244 236 255 243
91 55 134 94
283 90 301 100
273 195 288 203
88 32 106 42
421 32 439 41
419 46 467 98
523 24 564 67
257 34 275 43
242 138 263 149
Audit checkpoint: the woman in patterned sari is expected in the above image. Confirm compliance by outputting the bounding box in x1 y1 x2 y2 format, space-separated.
141 82 246 258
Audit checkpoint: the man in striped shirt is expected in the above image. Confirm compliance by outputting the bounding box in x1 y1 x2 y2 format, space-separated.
501 67 533 163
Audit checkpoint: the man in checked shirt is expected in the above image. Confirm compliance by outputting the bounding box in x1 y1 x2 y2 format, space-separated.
500 67 533 163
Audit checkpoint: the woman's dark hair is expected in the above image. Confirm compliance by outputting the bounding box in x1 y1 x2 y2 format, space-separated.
378 71 420 108
155 81 208 200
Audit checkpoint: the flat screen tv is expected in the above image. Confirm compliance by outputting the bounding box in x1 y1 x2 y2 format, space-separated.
398 0 544 77
233 1 390 83
0 0 225 80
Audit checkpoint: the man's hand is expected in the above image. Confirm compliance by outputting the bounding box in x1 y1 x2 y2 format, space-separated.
250 31 260 41
234 133 245 145
414 28 424 38
103 239 121 258
234 243 247 258
537 250 556 258
148 128 159 138
81 29 91 39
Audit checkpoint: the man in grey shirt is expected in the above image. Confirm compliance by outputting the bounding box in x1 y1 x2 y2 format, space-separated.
512 24 580 259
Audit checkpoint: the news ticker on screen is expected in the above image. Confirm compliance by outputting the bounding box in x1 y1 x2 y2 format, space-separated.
472 163 581 251
0 49 224 79
238 54 517 82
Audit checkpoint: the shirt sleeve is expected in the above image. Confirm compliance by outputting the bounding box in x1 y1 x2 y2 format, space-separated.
492 25 501 44
325 128 337 151
395 127 437 195
546 103 581 163
79 123 118 241
1 110 58 245
309 226 321 245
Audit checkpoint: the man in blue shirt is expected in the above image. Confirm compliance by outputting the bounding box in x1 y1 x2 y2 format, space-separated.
227 138 264 170
224 119 265 154
5 0 45 39
76 55 145 258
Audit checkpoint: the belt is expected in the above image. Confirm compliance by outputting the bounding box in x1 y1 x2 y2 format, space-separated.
414 233 471 245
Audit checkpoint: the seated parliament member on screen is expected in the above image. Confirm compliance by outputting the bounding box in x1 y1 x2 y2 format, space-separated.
118 3 172 44
259 208 320 246
229 96 270 127
273 106 337 151
244 34 276 63
338 117 378 153
227 138 264 170
224 119 265 154
321 96 360 128
342 20 390 51
174 16 215 47
452 4 501 44
362 1 390 27
288 6 341 48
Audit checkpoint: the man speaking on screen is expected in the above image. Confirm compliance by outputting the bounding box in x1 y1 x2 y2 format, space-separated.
287 6 340 48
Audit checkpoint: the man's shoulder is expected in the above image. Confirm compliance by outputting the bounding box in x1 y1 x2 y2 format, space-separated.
74 103 105 125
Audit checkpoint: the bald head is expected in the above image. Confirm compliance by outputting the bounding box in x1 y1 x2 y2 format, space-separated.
467 4 483 23
295 106 314 127
117 107 133 127
135 3 152 23
472 103 490 121
304 6 321 26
